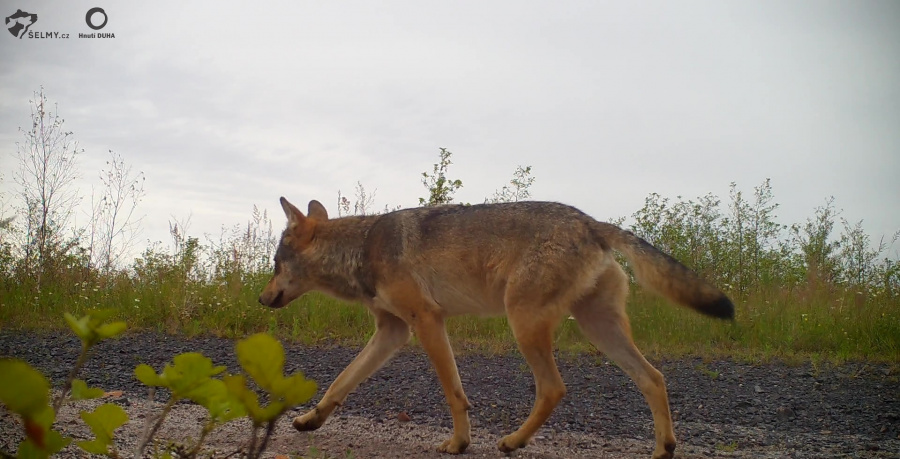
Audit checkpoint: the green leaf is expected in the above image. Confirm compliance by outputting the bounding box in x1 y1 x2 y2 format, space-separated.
223 374 280 423
196 379 246 424
96 321 127 340
76 438 110 455
165 353 225 396
235 333 285 392
17 439 49 459
43 430 72 456
64 310 127 347
64 312 91 341
223 375 257 415
31 404 56 430
134 364 162 386
16 406 69 457
279 373 318 406
77 403 128 455
71 379 104 400
228 334 317 423
0 359 49 416
134 353 225 400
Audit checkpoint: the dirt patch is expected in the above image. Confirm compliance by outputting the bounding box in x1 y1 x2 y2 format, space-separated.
2 331 899 458
0 396 786 458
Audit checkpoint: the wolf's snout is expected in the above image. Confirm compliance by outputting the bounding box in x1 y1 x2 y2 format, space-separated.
259 290 284 308
271 290 284 307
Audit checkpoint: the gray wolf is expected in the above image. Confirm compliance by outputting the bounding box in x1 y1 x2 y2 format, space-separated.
259 198 734 459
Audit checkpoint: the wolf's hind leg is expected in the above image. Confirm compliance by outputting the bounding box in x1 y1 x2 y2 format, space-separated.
293 310 410 431
570 265 677 459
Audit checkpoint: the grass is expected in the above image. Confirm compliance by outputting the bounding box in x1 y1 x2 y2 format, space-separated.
300 445 356 459
716 441 739 453
1 269 898 363
627 287 900 362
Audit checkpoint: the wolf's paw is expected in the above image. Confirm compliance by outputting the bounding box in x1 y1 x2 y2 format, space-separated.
437 436 469 454
651 441 676 459
497 434 528 453
292 410 324 431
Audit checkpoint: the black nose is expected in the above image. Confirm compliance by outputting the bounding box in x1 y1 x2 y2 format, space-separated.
258 296 265 306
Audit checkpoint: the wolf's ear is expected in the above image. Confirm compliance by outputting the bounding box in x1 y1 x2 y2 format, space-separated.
307 200 328 221
280 197 306 227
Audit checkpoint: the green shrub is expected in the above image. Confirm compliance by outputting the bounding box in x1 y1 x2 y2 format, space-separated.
0 311 317 458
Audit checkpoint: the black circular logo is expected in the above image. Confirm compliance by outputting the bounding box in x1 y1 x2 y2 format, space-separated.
85 7 107 30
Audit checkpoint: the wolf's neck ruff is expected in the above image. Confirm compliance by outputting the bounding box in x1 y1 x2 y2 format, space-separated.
309 215 378 300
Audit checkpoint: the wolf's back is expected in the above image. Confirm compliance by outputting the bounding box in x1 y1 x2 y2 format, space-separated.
596 222 734 319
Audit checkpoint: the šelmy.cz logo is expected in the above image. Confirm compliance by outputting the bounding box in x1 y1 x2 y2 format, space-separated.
5 9 37 38
4 7 115 40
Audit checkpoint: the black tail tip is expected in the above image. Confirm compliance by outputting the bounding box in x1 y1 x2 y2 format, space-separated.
699 295 735 320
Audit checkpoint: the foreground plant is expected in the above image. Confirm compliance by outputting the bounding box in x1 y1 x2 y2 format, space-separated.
1 309 316 458
226 333 318 458
135 332 317 458
0 309 128 458
134 352 245 457
58 310 127 410
0 359 70 458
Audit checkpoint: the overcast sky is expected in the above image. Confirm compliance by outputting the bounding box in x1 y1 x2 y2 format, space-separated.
1 1 898 257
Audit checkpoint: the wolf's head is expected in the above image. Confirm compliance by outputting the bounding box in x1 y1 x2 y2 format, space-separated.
258 197 329 309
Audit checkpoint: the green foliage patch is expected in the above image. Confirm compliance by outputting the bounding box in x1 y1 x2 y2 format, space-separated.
0 313 317 458
77 404 128 455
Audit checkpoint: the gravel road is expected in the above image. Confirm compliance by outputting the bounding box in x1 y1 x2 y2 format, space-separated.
1 330 898 458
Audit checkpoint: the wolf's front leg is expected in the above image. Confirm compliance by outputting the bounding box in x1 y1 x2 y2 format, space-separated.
293 311 410 431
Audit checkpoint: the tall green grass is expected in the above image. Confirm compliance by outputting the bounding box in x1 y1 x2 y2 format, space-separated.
628 288 900 362
2 271 897 362
0 273 370 346
2 179 897 363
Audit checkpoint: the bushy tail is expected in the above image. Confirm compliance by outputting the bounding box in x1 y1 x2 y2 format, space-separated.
596 222 734 319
